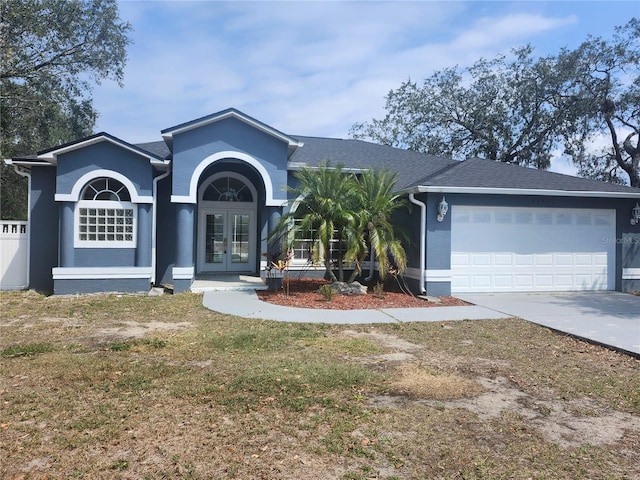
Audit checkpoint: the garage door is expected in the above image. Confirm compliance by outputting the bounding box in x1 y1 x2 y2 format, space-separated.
451 206 616 293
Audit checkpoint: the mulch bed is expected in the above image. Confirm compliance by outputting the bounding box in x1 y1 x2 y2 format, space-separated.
256 278 470 310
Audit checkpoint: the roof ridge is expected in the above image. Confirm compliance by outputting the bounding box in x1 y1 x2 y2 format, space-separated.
411 158 462 185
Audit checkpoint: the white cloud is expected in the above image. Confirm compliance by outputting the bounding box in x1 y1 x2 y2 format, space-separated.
92 0 621 151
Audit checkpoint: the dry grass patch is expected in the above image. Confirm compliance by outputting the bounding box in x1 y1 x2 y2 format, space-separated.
389 363 485 400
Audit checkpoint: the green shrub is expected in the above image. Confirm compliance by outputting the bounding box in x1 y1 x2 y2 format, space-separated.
319 284 335 301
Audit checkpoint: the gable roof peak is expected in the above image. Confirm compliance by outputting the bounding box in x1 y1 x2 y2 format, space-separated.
160 108 304 152
33 132 168 166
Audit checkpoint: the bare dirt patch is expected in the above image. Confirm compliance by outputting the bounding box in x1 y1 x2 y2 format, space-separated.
97 320 192 339
257 278 469 309
350 329 640 450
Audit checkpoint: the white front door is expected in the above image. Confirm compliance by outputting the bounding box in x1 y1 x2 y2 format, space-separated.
451 206 616 293
198 207 256 273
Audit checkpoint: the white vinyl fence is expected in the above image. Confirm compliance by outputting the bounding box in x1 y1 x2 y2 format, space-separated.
0 221 28 290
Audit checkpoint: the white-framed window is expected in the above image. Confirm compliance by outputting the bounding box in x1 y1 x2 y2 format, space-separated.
75 178 136 248
289 219 340 265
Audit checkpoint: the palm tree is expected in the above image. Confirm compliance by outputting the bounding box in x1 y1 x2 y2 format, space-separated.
271 163 360 282
269 163 408 285
348 169 408 283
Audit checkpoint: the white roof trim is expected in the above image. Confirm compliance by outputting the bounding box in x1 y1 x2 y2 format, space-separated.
4 158 53 167
55 169 153 203
287 162 368 174
37 135 168 166
162 110 303 147
411 185 640 199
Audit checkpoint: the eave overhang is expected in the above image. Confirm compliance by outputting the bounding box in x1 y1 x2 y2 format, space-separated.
403 185 640 199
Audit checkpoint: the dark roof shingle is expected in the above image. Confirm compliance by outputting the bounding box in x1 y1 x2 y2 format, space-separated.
290 136 457 190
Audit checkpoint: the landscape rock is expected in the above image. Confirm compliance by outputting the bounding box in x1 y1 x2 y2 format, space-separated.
323 281 368 296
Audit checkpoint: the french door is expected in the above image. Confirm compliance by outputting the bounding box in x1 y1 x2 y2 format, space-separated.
198 208 256 273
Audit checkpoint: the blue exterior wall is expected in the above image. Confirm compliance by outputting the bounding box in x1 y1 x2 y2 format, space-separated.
424 193 452 296
49 141 156 294
75 249 136 266
56 141 153 198
167 117 290 290
171 117 289 198
156 173 175 286
29 167 58 293
54 278 150 295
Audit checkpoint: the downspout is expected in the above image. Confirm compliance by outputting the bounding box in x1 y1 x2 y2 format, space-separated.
409 193 426 294
151 168 171 286
12 165 31 289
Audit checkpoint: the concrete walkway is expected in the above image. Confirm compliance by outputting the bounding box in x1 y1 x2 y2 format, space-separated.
202 289 511 324
202 289 640 357
456 292 640 356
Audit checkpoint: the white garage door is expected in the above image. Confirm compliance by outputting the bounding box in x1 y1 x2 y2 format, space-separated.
451 206 616 293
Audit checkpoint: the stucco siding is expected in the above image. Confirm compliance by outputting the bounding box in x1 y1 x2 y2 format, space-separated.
156 173 176 286
55 141 153 198
54 278 150 295
171 117 288 200
74 248 136 266
29 167 58 293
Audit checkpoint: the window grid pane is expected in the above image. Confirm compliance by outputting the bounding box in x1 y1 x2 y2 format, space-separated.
78 207 134 243
291 220 339 263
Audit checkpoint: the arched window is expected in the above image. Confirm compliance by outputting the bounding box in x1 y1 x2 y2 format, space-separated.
201 175 254 202
81 177 132 201
76 177 136 247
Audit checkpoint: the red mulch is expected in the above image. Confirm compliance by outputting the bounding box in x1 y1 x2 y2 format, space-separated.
256 278 470 310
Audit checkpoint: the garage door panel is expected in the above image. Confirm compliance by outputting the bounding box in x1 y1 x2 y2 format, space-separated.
594 254 608 266
535 254 553 266
451 206 615 293
555 254 574 266
555 275 573 288
575 254 592 266
494 275 513 287
495 254 513 266
473 276 492 288
515 275 534 287
515 255 533 266
451 253 470 267
471 254 491 266
535 275 553 288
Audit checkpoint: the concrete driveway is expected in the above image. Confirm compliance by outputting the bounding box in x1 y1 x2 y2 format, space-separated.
455 292 640 356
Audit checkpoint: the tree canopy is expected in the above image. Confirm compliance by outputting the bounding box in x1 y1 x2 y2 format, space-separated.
352 19 639 187
0 0 132 219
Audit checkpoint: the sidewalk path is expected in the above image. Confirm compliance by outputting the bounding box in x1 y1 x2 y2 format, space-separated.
202 289 511 324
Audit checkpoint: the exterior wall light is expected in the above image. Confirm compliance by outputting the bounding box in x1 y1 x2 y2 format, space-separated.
632 202 640 226
437 196 449 222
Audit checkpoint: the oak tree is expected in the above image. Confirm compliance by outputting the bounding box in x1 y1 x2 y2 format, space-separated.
0 0 132 219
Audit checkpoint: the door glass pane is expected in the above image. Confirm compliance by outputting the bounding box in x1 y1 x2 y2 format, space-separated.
231 213 249 263
206 213 225 263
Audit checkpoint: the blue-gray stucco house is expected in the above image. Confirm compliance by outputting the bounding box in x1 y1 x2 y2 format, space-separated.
6 108 640 296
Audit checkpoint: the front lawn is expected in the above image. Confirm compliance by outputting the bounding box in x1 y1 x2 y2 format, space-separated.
1 291 639 479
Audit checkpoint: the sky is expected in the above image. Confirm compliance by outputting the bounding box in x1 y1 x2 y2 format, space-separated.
92 1 637 176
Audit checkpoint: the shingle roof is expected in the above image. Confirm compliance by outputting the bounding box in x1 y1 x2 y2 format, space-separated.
289 136 457 190
135 141 171 160
128 135 640 196
410 157 640 194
